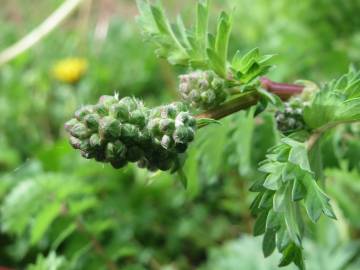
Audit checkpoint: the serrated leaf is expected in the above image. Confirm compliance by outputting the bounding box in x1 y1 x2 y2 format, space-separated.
196 0 209 52
175 16 191 49
215 11 232 71
283 187 302 246
287 143 312 173
207 48 226 78
304 67 360 129
304 175 336 222
236 48 259 73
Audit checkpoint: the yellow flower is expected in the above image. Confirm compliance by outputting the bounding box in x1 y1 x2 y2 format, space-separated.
52 58 88 84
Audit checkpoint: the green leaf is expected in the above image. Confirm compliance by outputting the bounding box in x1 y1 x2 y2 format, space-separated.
196 118 221 128
276 228 291 252
273 184 287 212
259 190 275 209
207 48 226 78
234 48 259 73
31 202 62 245
253 210 269 236
304 67 360 129
292 179 306 201
283 138 312 173
257 88 284 108
263 171 282 190
266 210 281 230
263 229 276 257
215 11 232 72
278 243 304 269
304 175 336 222
177 168 188 189
283 188 302 246
196 0 209 52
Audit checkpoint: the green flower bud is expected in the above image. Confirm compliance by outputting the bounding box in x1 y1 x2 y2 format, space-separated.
79 139 91 152
110 159 128 169
64 118 79 132
69 136 82 149
129 110 146 127
70 123 90 139
161 135 174 150
120 123 139 143
211 77 224 90
159 119 175 134
275 99 306 134
175 112 193 126
126 146 144 162
99 95 118 108
99 117 121 140
81 150 94 160
156 159 174 171
66 94 197 173
106 141 126 161
137 131 154 148
199 79 209 91
119 97 138 111
89 134 102 148
173 126 194 144
75 105 94 121
172 102 188 113
175 142 188 153
94 103 108 117
147 118 161 135
178 70 227 109
84 114 100 131
110 103 130 121
160 106 175 119
94 151 106 162
201 90 216 105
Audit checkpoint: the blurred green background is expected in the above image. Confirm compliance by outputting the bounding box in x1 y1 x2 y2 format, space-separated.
0 0 359 269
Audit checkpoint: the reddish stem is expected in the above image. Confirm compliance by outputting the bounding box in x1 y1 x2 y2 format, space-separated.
260 77 304 100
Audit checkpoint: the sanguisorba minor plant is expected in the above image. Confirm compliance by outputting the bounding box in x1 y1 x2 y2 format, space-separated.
64 1 360 269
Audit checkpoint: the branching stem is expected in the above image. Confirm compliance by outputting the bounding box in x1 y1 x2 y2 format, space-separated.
196 91 260 120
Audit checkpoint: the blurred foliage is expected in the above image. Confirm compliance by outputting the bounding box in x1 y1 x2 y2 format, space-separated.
0 0 359 269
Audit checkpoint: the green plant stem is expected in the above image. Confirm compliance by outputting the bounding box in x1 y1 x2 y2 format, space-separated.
196 91 260 120
0 0 86 67
307 119 360 150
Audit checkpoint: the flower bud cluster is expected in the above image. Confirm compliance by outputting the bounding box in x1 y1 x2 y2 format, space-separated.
275 97 306 134
179 70 227 109
65 95 196 172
